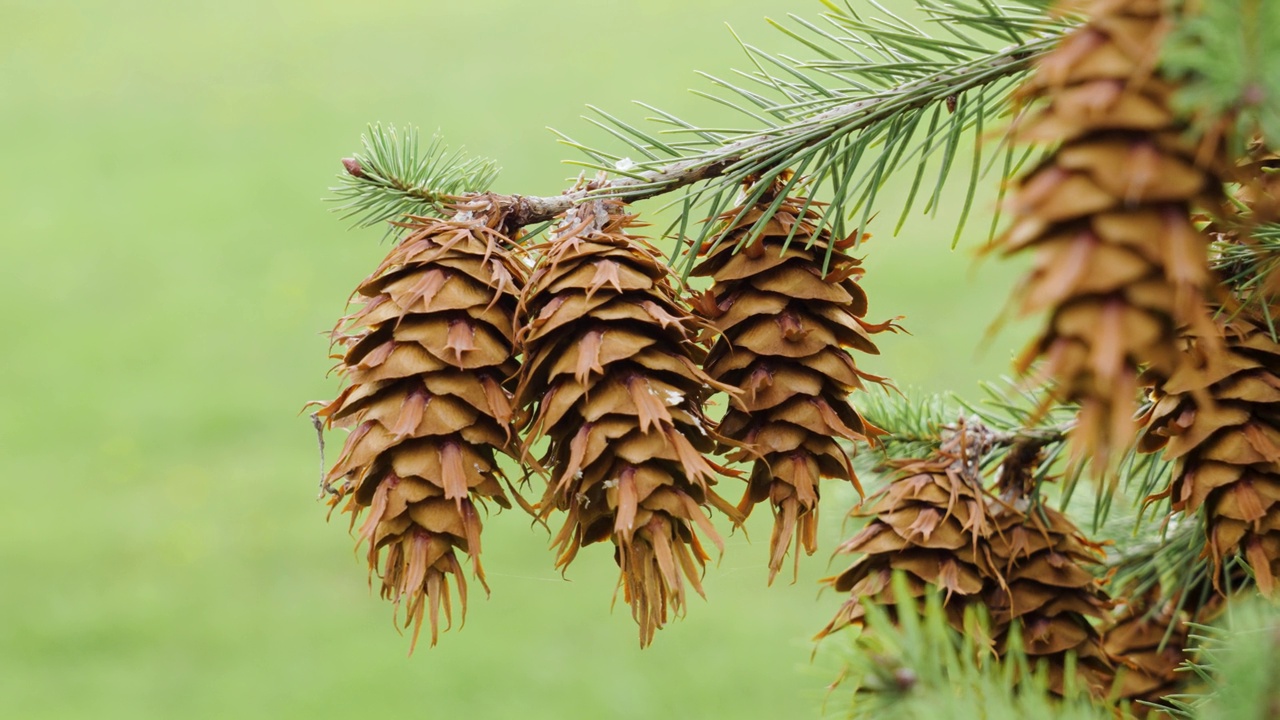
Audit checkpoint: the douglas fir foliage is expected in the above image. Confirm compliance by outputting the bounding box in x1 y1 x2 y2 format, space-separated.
315 0 1280 716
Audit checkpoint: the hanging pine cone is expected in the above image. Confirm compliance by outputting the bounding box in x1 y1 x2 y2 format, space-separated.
816 435 992 637
1138 312 1280 595
515 198 742 646
1105 591 1190 716
317 204 527 650
997 0 1220 466
820 424 1115 697
691 181 897 583
986 440 1115 696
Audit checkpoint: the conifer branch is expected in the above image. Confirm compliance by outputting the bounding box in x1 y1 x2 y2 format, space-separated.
1162 0 1280 151
857 381 1174 532
335 0 1073 251
857 385 1071 467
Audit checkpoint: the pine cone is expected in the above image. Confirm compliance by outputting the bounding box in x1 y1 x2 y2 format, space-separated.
516 199 742 646
987 437 1114 695
318 208 526 649
998 0 1219 466
1105 593 1190 716
821 426 1115 696
816 453 991 636
986 501 1114 696
1139 313 1280 595
691 184 897 583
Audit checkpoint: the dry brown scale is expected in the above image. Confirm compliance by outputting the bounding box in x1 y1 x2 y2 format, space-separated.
515 198 742 646
690 183 898 583
317 204 527 650
996 0 1220 467
1235 142 1280 226
820 425 1115 696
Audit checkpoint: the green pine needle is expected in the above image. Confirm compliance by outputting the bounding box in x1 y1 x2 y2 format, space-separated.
1213 221 1280 331
1163 597 1280 719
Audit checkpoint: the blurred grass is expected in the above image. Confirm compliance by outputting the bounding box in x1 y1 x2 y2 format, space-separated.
0 1 1032 718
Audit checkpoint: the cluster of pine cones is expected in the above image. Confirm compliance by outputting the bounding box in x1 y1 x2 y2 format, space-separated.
316 183 896 650
314 0 1280 713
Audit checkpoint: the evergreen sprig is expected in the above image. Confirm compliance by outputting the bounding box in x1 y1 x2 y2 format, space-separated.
330 124 500 232
1162 0 1280 153
859 379 1073 459
856 380 1068 471
1108 514 1214 613
1163 598 1280 719
1214 220 1280 329
856 388 956 463
327 3 1077 264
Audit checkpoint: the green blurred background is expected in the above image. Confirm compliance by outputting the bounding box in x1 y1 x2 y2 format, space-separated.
0 1 1033 717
